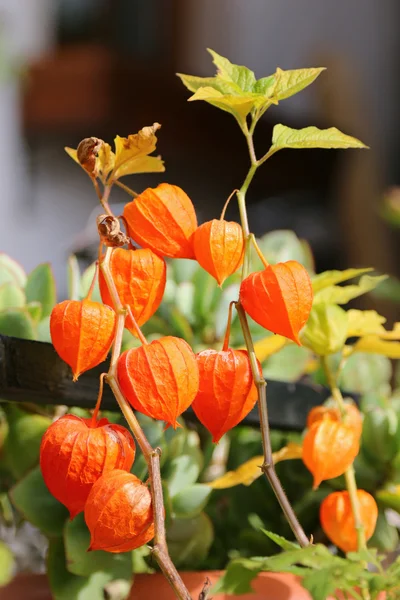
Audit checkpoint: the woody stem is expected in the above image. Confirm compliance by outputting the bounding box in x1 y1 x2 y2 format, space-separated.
236 303 309 547
100 248 192 600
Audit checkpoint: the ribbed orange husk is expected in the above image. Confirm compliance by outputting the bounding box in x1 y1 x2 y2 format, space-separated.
307 402 363 439
117 336 199 428
85 470 154 552
98 247 166 335
50 299 116 380
40 415 135 519
239 260 313 344
193 219 244 286
302 419 360 489
123 183 197 259
192 349 259 443
320 490 378 552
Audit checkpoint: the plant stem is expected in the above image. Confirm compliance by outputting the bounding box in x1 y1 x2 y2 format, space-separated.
92 180 113 215
115 180 139 197
100 248 192 600
236 303 310 547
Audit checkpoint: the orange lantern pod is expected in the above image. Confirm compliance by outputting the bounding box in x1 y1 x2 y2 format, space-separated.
302 419 360 489
40 415 135 519
85 470 154 552
123 183 197 259
320 490 378 553
192 348 259 443
50 299 116 380
307 402 363 439
99 247 166 334
117 336 199 428
193 219 244 286
239 260 313 344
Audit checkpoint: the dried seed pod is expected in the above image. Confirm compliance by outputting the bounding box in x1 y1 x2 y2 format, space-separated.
307 402 363 439
40 415 135 519
117 336 199 428
99 247 166 334
239 260 313 344
50 299 116 380
85 470 154 552
193 219 244 286
123 183 197 258
320 490 378 553
192 348 259 443
302 419 360 489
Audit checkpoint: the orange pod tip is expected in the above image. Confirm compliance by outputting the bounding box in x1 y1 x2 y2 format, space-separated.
320 490 378 553
117 336 199 428
193 219 244 286
302 418 360 489
50 299 116 380
239 260 313 344
40 414 135 519
99 247 166 335
123 183 197 259
192 348 260 443
85 470 154 552
307 401 363 439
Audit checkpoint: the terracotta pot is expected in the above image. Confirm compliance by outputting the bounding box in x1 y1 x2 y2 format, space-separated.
0 571 386 599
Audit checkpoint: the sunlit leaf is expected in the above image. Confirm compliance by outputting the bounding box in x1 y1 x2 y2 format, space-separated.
208 443 302 489
96 142 115 180
208 48 256 92
301 304 348 356
64 147 79 164
113 123 165 179
251 334 287 361
352 336 400 359
0 254 26 288
187 86 258 120
314 275 387 305
347 309 387 337
270 124 367 153
273 67 325 100
312 267 373 293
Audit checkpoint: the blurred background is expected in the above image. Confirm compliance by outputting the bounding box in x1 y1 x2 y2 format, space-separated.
0 0 399 313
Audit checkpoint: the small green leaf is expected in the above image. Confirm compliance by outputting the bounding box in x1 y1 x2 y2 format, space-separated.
37 316 51 342
263 344 311 381
339 352 392 394
273 67 325 101
270 124 367 154
0 541 14 586
26 302 42 322
0 282 25 310
362 407 400 464
164 455 201 498
376 488 400 513
167 512 214 569
261 530 300 551
368 510 399 553
314 275 387 305
25 264 56 317
211 560 260 595
301 303 348 355
64 513 132 578
208 48 256 92
301 567 340 600
10 466 69 537
67 255 81 301
312 268 373 293
0 308 36 339
2 405 51 478
172 484 212 518
0 254 26 287
47 538 118 600
187 86 258 121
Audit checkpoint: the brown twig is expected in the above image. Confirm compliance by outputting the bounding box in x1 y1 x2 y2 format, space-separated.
100 247 192 600
198 577 213 600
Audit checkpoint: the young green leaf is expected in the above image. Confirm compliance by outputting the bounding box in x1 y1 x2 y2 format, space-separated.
0 282 25 310
0 253 26 288
207 48 257 92
25 263 56 317
314 275 387 305
312 268 373 293
261 530 300 551
0 308 36 340
171 484 212 519
273 67 325 101
67 255 81 301
301 304 348 355
270 124 367 154
0 541 14 587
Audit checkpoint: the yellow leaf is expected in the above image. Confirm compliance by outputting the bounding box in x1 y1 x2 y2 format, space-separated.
208 443 303 489
64 147 79 164
347 309 387 337
96 143 115 181
353 335 400 359
252 335 287 362
313 275 388 306
113 123 165 179
312 268 373 293
271 125 368 152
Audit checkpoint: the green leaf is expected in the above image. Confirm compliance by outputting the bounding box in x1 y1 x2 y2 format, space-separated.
347 309 387 337
0 254 26 287
67 255 81 301
211 560 260 595
0 282 25 310
255 230 311 268
301 303 348 355
376 488 400 513
263 344 311 381
187 86 259 121
312 268 373 293
80 262 101 302
270 124 367 154
339 352 392 394
37 316 51 342
314 275 387 305
167 512 214 569
208 48 256 92
301 568 340 600
273 67 325 101
362 407 400 464
25 263 56 317
164 455 201 498
47 538 120 600
261 530 300 551
368 510 399 553
26 301 42 322
2 405 51 478
170 258 199 284
172 484 212 518
64 513 132 578
0 541 14 586
371 275 400 303
0 308 36 339
10 466 69 537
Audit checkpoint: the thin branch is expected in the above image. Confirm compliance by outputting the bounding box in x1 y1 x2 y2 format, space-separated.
115 179 140 198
